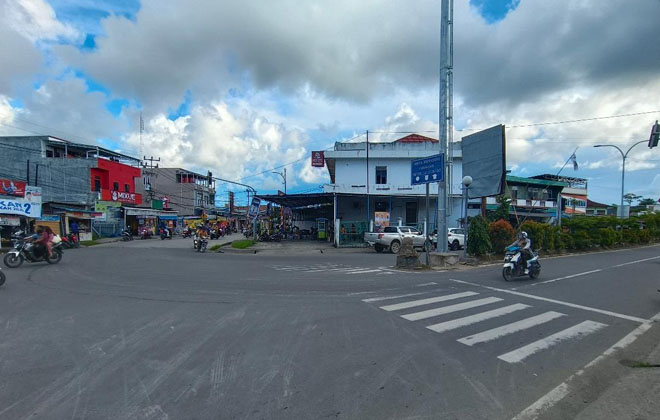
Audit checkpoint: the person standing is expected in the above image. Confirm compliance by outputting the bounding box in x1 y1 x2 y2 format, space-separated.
70 221 79 242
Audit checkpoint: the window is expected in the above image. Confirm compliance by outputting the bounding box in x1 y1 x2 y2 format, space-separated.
124 184 130 193
384 227 397 233
94 177 101 192
375 166 387 184
511 187 518 200
113 182 119 191
375 201 387 212
405 202 417 224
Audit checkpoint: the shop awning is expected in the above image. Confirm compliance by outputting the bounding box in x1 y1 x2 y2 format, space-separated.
123 206 179 217
256 193 334 209
158 215 178 220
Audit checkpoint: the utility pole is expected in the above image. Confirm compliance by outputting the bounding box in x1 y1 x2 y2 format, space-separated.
437 0 452 253
272 168 287 194
366 130 370 228
142 156 160 169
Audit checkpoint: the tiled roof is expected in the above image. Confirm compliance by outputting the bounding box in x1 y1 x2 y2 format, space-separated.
395 134 438 143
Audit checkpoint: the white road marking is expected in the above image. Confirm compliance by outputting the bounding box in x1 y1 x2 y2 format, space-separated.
416 282 438 287
401 297 503 321
345 269 382 274
519 269 602 287
511 311 660 420
380 291 479 312
458 311 565 346
426 303 531 334
497 320 607 363
362 292 428 303
611 255 660 267
450 279 648 323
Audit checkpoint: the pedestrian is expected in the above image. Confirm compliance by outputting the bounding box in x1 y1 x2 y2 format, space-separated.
70 220 79 242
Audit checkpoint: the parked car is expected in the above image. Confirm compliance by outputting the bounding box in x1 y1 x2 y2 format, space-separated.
432 228 466 251
364 226 426 254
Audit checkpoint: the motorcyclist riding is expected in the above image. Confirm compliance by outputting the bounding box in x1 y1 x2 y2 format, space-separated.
511 231 533 274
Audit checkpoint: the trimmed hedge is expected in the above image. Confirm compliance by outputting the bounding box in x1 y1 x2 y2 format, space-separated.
488 219 515 254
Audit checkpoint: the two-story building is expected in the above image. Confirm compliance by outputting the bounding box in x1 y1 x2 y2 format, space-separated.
321 134 465 241
134 167 216 217
485 175 567 223
0 135 142 237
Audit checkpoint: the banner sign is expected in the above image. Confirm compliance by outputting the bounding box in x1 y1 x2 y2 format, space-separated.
248 197 261 219
374 211 390 230
411 154 444 185
0 197 42 218
311 151 325 167
0 215 21 226
0 179 26 197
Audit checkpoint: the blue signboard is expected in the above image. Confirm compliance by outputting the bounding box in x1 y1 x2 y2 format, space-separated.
411 154 444 185
248 197 261 219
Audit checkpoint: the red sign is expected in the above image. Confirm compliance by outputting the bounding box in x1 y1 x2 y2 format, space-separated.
311 151 325 167
111 190 138 204
0 179 26 197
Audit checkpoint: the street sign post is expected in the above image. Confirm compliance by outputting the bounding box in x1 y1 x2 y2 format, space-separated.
411 154 444 185
411 154 445 265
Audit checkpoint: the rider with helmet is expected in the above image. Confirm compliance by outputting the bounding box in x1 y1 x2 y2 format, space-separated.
511 231 533 273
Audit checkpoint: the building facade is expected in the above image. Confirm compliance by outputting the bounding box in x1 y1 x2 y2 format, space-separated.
135 167 216 216
322 134 467 241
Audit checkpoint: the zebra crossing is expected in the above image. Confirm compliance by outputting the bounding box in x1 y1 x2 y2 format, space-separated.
271 263 396 275
362 290 609 364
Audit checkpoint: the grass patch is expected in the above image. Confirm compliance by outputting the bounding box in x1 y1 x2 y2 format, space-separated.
80 240 100 247
620 359 660 368
232 240 256 249
209 244 222 252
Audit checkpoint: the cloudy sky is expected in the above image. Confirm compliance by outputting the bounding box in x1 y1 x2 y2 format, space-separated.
1 0 659 206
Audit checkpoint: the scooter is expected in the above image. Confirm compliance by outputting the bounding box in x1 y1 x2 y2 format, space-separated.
502 245 540 281
159 228 172 240
193 236 208 253
122 228 133 241
4 235 64 268
61 233 80 249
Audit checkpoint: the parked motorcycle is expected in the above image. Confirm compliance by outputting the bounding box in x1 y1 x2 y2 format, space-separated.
182 227 193 238
4 235 63 268
61 233 80 249
139 228 152 240
122 228 133 241
502 245 540 281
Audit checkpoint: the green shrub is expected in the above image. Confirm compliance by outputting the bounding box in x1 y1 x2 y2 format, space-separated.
232 240 256 249
622 229 639 244
488 219 515 254
520 221 547 250
597 228 617 248
573 231 591 250
467 216 492 257
639 229 651 244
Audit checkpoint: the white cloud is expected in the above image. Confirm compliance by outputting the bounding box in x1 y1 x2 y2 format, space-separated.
3 0 79 42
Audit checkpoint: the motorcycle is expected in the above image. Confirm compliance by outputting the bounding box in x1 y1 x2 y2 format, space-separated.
182 227 193 238
193 236 208 253
139 228 152 240
502 245 541 281
122 228 133 241
159 228 172 240
61 233 80 249
4 235 64 268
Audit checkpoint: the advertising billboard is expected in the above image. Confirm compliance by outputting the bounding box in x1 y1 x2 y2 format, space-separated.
311 151 325 167
0 179 27 197
461 125 506 199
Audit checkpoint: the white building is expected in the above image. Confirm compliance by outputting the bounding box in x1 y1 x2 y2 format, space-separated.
322 134 466 243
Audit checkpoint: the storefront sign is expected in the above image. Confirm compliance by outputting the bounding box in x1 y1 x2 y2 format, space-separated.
0 197 42 218
0 179 26 197
311 151 325 167
0 215 21 226
95 201 121 213
25 186 42 203
111 190 138 204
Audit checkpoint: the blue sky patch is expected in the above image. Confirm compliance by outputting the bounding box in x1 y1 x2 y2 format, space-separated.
470 0 520 23
168 91 192 120
106 98 130 117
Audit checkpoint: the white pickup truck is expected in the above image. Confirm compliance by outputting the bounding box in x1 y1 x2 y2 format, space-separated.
364 226 427 254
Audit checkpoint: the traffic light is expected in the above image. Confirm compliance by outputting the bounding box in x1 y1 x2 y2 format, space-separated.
649 120 660 149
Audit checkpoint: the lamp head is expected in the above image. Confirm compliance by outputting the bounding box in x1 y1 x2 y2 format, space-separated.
462 175 473 187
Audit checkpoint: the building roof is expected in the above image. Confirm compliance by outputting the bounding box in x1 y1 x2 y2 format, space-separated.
506 175 567 187
587 199 610 208
256 193 334 209
395 134 438 143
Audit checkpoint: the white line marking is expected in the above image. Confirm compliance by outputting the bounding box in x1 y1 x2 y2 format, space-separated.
416 282 438 287
362 292 427 303
449 279 648 323
511 311 660 420
520 269 602 287
380 291 479 312
497 320 607 364
402 297 503 321
458 311 565 346
611 255 660 267
427 303 531 334
345 269 382 274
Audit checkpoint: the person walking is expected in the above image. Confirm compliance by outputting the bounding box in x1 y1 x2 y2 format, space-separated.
70 221 79 242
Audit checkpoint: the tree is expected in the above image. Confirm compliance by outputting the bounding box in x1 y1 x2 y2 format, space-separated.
623 193 642 206
467 216 492 257
488 195 511 222
638 197 657 206
488 219 515 254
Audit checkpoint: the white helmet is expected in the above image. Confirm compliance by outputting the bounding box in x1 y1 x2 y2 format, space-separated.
520 231 528 239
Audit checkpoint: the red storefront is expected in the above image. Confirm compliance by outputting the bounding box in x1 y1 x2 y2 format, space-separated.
91 158 143 206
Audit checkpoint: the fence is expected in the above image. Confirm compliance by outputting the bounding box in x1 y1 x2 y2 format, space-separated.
92 221 121 238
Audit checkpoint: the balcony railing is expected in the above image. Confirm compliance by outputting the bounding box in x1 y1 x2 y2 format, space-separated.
486 197 556 208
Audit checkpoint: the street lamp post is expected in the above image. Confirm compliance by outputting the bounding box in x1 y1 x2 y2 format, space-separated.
462 175 472 258
272 168 287 194
593 140 646 218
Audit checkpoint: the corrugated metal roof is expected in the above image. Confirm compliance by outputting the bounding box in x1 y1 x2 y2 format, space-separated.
506 175 567 187
395 134 438 143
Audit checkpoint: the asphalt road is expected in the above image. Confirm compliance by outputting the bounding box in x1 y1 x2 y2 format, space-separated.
1 238 659 420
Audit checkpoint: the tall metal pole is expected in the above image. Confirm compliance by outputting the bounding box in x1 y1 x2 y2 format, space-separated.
593 141 645 218
284 168 287 194
437 0 450 253
425 182 430 266
366 130 370 227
